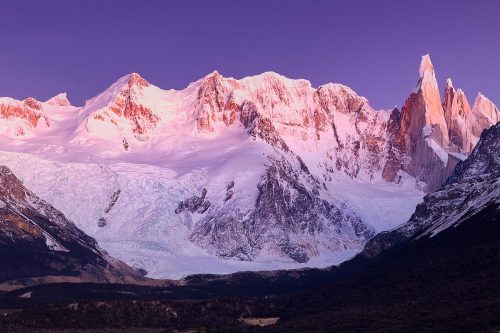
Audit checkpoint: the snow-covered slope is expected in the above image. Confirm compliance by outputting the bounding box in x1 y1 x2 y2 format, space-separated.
0 55 496 278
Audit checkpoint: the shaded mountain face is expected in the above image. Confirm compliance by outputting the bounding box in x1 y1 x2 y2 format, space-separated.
364 122 500 258
0 55 497 277
0 165 142 284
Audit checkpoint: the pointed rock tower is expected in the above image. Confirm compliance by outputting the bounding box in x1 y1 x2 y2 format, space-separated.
416 54 450 144
384 54 498 191
442 78 474 153
471 93 500 138
391 55 454 191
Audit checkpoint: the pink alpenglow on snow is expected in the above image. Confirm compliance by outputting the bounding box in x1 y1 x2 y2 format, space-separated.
0 55 497 279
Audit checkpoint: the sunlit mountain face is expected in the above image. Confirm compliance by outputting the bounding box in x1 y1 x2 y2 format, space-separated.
0 55 497 279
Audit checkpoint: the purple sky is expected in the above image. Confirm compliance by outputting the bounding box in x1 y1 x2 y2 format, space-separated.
0 0 498 109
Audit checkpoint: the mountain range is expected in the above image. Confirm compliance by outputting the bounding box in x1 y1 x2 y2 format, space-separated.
0 54 498 279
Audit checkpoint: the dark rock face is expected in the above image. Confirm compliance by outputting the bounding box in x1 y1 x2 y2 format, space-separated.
122 138 129 151
251 158 373 262
98 217 107 227
98 190 121 228
190 157 374 263
175 188 211 214
446 123 500 184
364 123 500 258
104 189 121 214
91 73 159 140
382 108 404 182
247 117 291 153
0 166 141 283
224 181 234 202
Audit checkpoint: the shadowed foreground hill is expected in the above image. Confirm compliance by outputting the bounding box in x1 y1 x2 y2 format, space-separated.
0 165 142 285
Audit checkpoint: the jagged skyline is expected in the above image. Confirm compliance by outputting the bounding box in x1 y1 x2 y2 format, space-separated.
0 0 499 109
0 51 497 277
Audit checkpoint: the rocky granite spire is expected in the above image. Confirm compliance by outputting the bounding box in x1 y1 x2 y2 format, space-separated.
416 54 449 145
386 54 454 191
471 93 500 137
442 78 474 153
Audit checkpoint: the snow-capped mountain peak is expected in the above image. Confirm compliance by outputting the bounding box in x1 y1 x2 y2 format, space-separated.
45 92 72 107
419 54 434 78
73 72 166 146
445 77 453 89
